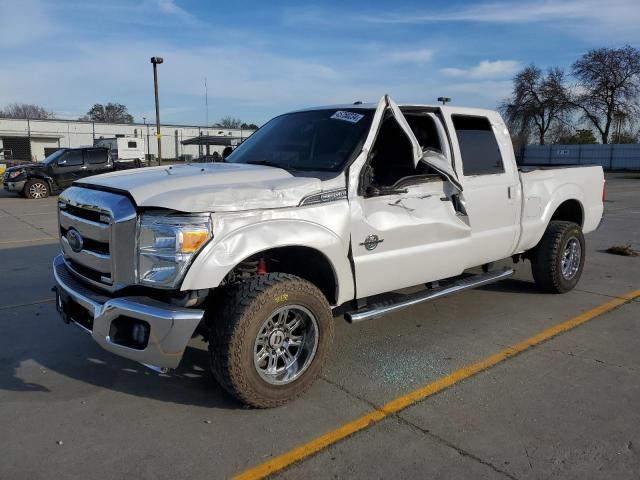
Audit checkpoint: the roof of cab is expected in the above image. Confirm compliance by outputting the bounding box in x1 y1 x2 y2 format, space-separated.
288 102 498 118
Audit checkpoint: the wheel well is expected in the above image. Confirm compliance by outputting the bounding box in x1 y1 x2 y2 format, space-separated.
550 199 583 227
224 246 339 305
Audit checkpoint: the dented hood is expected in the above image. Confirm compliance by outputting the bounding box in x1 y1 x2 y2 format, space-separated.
76 162 322 212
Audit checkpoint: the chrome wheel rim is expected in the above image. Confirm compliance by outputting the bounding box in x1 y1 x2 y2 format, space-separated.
253 304 319 385
561 237 581 280
29 183 47 198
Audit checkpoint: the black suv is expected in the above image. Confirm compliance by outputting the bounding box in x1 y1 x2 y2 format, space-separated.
3 147 116 199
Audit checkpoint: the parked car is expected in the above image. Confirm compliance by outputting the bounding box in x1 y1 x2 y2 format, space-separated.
52 95 604 407
3 146 137 199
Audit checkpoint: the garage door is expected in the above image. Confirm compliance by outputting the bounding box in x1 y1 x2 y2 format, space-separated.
1 137 31 161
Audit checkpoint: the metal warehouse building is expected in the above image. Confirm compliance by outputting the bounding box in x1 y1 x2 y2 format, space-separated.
0 117 256 162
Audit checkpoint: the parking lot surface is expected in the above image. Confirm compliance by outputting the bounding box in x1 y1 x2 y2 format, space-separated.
1 173 638 479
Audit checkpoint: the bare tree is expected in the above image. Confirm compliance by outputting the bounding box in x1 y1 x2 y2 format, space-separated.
571 45 640 144
0 103 54 119
500 65 572 145
80 103 134 123
215 116 242 129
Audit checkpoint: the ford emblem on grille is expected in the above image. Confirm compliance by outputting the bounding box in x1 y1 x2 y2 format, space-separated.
66 228 84 253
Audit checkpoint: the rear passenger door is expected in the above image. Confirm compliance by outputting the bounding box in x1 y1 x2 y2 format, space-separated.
84 149 111 177
445 113 521 267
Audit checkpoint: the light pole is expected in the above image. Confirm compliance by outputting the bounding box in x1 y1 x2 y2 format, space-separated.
151 56 164 165
143 116 150 162
437 96 451 106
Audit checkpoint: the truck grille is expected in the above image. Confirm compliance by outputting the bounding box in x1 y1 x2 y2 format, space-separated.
58 186 137 292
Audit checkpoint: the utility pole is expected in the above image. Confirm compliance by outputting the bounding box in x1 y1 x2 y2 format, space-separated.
205 77 209 127
151 56 164 165
143 117 150 163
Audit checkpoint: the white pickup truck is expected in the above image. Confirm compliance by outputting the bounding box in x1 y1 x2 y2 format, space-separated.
53 95 604 407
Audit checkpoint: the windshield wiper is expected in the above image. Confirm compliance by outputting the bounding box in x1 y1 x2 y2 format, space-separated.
245 159 307 172
245 159 283 168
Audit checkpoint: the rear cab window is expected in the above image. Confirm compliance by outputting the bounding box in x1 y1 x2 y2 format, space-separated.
452 115 504 176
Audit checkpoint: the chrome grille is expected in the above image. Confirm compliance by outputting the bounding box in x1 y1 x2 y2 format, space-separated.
58 186 137 292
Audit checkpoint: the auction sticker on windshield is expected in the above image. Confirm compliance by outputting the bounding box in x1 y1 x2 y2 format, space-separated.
331 111 365 123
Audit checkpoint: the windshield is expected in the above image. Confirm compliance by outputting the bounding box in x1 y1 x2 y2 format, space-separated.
226 109 374 172
43 149 67 164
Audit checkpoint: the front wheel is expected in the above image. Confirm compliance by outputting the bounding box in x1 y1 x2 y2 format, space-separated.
530 220 585 293
209 273 334 408
24 179 50 199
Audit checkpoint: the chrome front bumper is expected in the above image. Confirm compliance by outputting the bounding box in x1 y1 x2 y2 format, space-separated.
53 255 205 369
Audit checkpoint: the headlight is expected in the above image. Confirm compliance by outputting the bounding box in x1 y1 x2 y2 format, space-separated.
7 169 25 180
137 213 212 288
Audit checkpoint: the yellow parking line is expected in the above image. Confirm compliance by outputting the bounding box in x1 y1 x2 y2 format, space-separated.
0 237 56 245
234 289 640 480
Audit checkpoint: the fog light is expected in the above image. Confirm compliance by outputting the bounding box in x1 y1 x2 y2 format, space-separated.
132 322 150 346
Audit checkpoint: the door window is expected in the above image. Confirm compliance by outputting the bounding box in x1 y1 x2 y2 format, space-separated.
127 141 137 148
60 150 83 167
86 149 107 164
366 115 442 190
452 115 504 176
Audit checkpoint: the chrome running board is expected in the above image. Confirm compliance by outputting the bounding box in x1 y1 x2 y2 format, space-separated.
345 268 514 323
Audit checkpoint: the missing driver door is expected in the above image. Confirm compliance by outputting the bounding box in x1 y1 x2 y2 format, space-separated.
348 97 471 299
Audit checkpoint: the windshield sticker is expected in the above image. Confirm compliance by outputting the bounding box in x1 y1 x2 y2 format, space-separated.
330 111 364 123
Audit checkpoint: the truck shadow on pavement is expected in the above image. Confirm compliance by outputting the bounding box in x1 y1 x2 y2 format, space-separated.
0 242 241 409
0 315 242 409
0 244 539 409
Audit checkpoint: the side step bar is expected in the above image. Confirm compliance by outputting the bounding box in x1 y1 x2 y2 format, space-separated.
345 268 514 323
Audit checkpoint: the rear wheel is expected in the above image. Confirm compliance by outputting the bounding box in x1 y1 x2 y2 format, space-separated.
209 273 334 408
530 220 585 293
24 179 50 199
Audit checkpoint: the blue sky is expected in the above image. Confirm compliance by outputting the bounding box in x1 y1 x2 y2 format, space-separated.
1 0 638 125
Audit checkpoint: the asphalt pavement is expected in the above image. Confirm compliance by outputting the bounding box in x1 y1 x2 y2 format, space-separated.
0 172 638 479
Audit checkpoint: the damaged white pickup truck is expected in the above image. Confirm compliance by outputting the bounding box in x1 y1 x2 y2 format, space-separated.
53 95 604 407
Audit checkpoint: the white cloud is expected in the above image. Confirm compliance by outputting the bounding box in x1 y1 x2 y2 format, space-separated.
441 60 520 79
381 49 433 65
153 0 200 25
0 0 56 47
364 0 639 24
359 0 640 42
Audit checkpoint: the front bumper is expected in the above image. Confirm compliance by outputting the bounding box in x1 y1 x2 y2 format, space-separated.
4 179 26 192
52 255 205 369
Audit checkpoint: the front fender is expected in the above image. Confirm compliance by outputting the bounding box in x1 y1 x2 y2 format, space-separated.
180 217 354 305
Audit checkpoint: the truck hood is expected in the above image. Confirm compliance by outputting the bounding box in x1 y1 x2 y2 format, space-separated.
76 162 323 212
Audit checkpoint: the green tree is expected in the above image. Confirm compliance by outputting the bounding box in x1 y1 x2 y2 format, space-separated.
557 129 597 145
80 103 134 123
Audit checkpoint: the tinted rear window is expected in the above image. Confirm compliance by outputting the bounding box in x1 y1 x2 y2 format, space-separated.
453 115 504 176
86 149 107 164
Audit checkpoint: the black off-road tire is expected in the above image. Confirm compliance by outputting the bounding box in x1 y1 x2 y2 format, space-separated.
24 179 50 199
208 273 334 408
530 220 585 293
